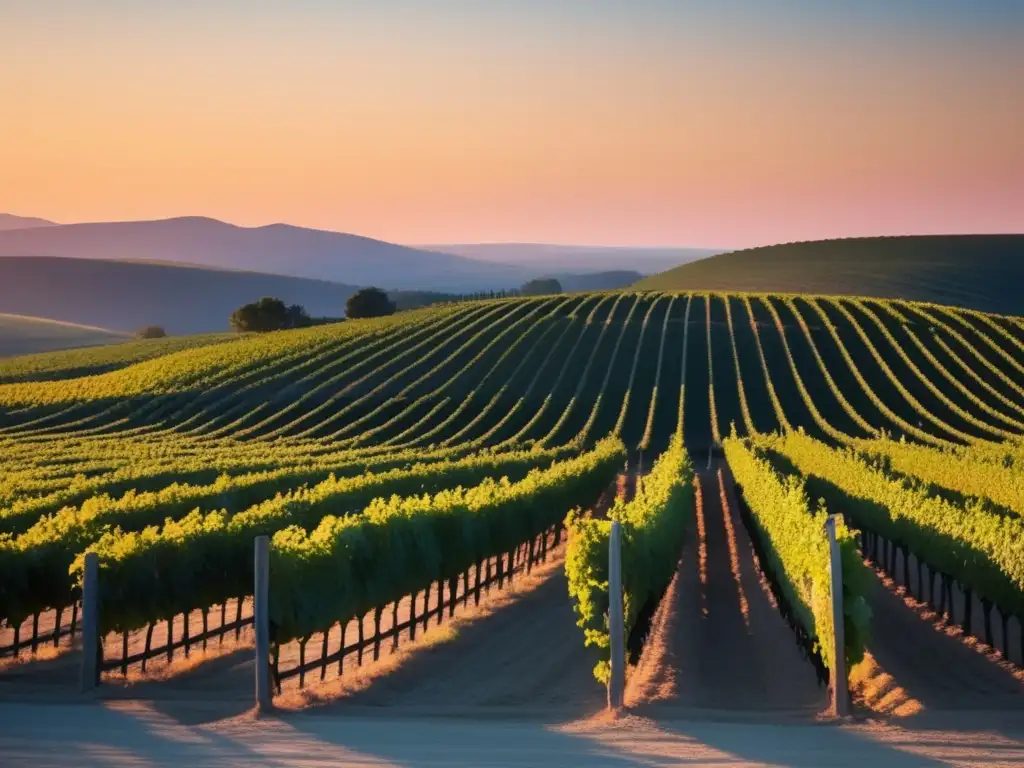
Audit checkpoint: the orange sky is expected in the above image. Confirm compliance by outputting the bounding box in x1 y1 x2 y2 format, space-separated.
1 3 1022 247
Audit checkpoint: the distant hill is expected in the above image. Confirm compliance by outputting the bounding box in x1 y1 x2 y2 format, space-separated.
0 216 529 292
422 243 721 275
0 214 57 231
555 271 644 292
0 256 369 335
0 313 127 357
635 235 1024 315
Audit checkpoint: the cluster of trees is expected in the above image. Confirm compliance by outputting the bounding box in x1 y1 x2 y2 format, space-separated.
229 297 313 333
449 290 516 302
135 325 167 339
346 287 396 319
143 279 565 338
228 288 397 333
223 279 565 335
440 279 564 305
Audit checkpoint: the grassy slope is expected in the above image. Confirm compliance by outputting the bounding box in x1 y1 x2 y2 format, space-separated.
635 235 1024 315
0 331 237 384
0 306 431 406
0 314 128 358
0 292 1019 427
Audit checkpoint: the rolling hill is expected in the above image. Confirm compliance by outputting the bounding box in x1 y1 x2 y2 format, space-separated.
634 235 1024 315
0 255 642 342
556 271 644 292
2 290 1024 721
0 331 236 382
0 314 127 357
0 216 528 291
0 214 56 231
423 243 720 275
2 291 1021 450
0 256 366 335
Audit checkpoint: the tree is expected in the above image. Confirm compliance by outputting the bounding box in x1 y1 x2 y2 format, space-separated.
136 325 167 339
230 296 293 333
520 278 563 296
346 287 396 319
285 304 312 329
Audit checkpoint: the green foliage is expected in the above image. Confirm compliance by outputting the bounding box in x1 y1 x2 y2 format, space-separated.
346 287 396 319
565 435 694 682
0 332 235 384
57 446 581 633
769 430 1024 616
135 325 167 339
724 436 872 673
0 439 551 539
229 296 310 333
389 290 463 312
286 304 313 329
267 437 625 643
0 313 399 405
853 437 1024 517
0 446 582 627
0 286 1022 667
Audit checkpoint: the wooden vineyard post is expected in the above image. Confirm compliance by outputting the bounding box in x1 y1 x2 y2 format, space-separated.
79 552 100 692
608 520 625 712
254 535 272 714
824 515 849 717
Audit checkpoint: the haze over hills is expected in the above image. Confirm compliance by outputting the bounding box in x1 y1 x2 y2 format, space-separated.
422 243 721 275
0 256 366 335
556 271 644 293
0 313 128 357
635 235 1024 316
0 216 530 292
0 254 646 341
0 214 57 231
0 215 717 292
0 213 701 345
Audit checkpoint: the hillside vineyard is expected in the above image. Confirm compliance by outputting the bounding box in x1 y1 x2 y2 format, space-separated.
635 235 1024 316
3 292 1022 447
2 291 1024 706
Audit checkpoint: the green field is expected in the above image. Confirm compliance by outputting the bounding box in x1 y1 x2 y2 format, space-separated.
0 331 238 384
2 292 1021 448
635 235 1024 315
1 289 1023 691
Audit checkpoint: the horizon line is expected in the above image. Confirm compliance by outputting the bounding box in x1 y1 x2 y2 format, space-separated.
4 212 1023 252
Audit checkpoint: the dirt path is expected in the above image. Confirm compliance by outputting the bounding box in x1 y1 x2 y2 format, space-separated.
3 477 627 715
3 700 1024 767
273 475 632 718
854 563 1024 719
627 462 828 717
322 552 606 718
13 456 1024 735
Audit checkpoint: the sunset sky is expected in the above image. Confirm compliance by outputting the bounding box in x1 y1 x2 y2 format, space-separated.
2 1 1022 248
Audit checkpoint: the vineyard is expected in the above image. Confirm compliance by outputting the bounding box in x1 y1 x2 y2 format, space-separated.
2 290 1024 720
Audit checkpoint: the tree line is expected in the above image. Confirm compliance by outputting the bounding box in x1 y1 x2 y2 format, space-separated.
428 278 563 304
228 288 398 333
136 279 563 337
